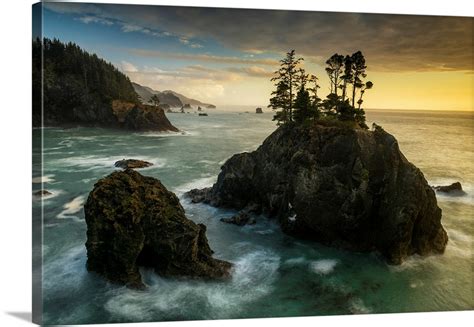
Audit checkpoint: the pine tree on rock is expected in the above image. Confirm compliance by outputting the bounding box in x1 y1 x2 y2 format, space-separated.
268 50 303 124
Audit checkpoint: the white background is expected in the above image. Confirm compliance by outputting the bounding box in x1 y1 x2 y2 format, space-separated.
0 0 472 326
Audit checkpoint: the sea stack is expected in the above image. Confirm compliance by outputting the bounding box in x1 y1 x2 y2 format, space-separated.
85 169 231 288
187 123 448 264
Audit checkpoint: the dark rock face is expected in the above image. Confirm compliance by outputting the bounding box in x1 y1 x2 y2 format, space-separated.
112 101 179 132
256 107 263 114
188 124 448 264
114 159 153 169
85 169 231 288
433 182 465 195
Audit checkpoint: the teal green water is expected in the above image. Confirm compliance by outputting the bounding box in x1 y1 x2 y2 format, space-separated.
33 109 473 324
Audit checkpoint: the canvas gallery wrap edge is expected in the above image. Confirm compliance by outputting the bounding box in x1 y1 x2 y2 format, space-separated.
32 2 473 325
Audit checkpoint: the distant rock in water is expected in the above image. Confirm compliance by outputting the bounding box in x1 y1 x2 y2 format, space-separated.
187 123 448 264
199 113 208 116
113 100 179 132
433 182 465 195
256 107 263 114
114 159 153 169
85 169 231 289
34 189 52 197
207 104 216 109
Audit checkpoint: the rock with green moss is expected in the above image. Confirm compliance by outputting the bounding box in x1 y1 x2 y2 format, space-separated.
85 169 231 288
187 123 448 265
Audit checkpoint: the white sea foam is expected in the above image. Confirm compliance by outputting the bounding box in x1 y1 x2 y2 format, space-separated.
105 249 280 320
43 245 87 292
173 176 217 196
309 259 338 275
138 130 199 138
255 229 275 235
447 229 472 243
284 257 306 265
57 195 86 219
32 174 55 184
349 298 372 314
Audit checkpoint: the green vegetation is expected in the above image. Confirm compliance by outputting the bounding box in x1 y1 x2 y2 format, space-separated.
33 38 139 126
149 94 160 107
268 50 374 129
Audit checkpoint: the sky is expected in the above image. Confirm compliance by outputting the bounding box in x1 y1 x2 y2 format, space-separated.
38 2 473 110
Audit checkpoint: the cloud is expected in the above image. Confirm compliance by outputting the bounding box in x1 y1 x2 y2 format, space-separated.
121 23 143 33
45 3 473 72
77 15 113 25
120 61 138 73
129 48 279 66
227 66 274 78
121 64 231 102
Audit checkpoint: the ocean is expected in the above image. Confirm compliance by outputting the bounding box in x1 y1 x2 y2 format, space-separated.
32 108 473 324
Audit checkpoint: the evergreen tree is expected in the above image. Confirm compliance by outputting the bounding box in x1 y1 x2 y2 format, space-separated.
149 94 160 107
357 81 373 110
293 85 312 124
268 49 373 129
350 51 367 108
307 74 321 120
269 81 290 125
325 54 344 96
341 55 353 102
268 50 303 124
33 37 139 126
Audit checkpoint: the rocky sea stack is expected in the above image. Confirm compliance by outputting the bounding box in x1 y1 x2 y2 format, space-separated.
85 169 231 288
187 123 448 264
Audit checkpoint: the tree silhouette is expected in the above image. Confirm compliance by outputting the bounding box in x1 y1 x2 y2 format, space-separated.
269 81 290 125
268 49 373 129
341 55 353 102
325 54 344 96
268 50 303 123
357 81 373 110
350 51 367 108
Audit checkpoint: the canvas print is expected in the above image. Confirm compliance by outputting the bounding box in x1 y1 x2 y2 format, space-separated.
32 2 473 325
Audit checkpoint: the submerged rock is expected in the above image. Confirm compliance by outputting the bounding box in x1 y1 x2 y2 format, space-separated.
221 212 256 226
85 169 231 288
188 123 448 264
114 159 153 169
433 182 465 195
34 189 52 197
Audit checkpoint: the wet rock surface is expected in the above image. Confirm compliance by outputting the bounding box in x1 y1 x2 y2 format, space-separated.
114 159 153 169
85 169 231 288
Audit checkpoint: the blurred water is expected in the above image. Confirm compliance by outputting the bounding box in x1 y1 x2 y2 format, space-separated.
33 108 474 324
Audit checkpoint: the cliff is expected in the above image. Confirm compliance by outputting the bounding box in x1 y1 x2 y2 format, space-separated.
85 169 231 288
187 123 448 264
33 38 178 132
